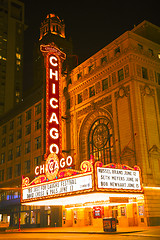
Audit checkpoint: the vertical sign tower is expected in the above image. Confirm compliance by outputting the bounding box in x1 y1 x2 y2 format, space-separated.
40 44 66 160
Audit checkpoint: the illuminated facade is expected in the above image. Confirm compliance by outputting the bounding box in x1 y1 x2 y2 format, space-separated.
61 21 160 226
0 19 160 229
0 0 25 115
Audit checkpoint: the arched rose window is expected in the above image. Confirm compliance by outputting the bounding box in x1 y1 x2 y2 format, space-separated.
88 118 113 164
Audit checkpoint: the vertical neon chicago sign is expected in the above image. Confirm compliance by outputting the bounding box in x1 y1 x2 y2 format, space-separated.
40 44 66 159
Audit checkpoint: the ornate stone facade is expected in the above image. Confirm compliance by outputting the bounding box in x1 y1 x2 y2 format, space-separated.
61 21 160 226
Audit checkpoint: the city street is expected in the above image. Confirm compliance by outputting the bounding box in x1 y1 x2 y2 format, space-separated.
0 232 160 240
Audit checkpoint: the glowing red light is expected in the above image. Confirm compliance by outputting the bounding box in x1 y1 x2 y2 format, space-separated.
46 52 62 159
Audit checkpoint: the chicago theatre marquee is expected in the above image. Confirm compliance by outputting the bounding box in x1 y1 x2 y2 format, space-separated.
21 43 146 229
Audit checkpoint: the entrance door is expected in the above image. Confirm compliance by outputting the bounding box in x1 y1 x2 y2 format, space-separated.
132 203 138 226
88 211 92 225
112 206 118 224
84 208 92 226
43 213 51 227
47 214 51 226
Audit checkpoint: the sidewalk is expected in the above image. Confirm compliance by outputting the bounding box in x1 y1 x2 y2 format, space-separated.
6 225 160 236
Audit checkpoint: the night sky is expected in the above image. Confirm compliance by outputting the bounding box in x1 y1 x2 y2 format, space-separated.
22 0 160 91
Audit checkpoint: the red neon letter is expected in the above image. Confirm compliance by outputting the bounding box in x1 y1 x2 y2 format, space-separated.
50 128 59 139
50 56 58 66
50 98 58 108
35 166 39 175
49 144 59 154
49 112 59 124
50 69 58 80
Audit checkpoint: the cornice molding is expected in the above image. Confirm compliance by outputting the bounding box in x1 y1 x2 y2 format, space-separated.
67 47 160 94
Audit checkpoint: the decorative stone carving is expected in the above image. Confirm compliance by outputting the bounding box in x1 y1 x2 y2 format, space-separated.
140 85 155 97
77 96 112 118
115 85 130 99
148 145 160 159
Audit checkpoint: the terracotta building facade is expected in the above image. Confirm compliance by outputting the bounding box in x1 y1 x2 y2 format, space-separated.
60 21 160 226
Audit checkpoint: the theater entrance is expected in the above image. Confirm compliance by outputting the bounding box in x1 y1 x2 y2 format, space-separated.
62 194 146 228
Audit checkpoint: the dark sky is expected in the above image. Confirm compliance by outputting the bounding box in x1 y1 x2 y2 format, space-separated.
22 0 160 91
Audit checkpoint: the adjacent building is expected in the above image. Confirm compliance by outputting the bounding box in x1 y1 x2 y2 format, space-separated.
0 0 25 116
0 15 160 228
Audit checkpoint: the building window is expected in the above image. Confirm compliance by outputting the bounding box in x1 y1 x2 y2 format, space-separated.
102 78 108 91
35 137 41 150
142 67 148 79
77 72 82 80
13 191 20 199
16 90 20 103
0 170 4 182
15 163 21 177
88 64 94 73
89 86 95 97
2 137 6 147
9 134 14 144
34 156 41 167
16 145 21 157
68 78 72 86
26 110 31 121
148 48 154 56
7 167 12 180
114 47 120 55
17 115 22 126
11 2 22 21
0 192 6 201
25 141 31 154
35 103 41 115
8 149 13 161
157 73 160 85
138 44 143 50
101 56 107 65
10 120 14 130
78 93 83 104
16 53 21 60
17 129 22 139
0 153 5 164
17 66 20 71
2 125 6 134
118 69 124 81
25 124 31 135
24 160 30 174
88 118 113 165
35 119 41 131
